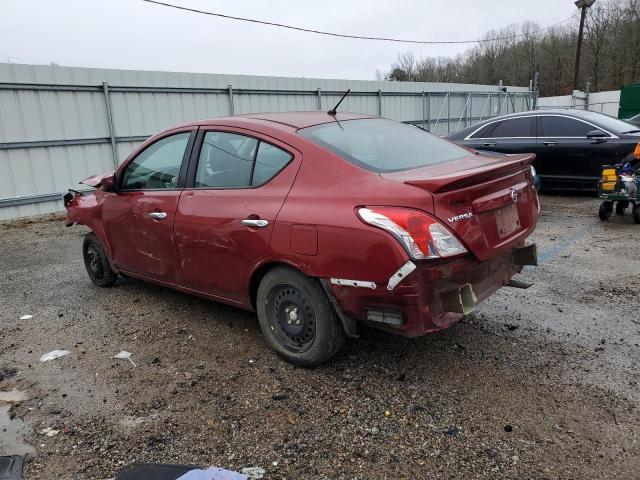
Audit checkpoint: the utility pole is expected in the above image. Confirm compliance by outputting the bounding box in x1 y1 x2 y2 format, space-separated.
573 0 596 91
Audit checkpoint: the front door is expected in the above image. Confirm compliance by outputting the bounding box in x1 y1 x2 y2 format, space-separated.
534 115 615 188
174 128 300 303
103 129 194 282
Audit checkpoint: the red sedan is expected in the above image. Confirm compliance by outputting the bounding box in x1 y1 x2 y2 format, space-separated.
65 111 539 366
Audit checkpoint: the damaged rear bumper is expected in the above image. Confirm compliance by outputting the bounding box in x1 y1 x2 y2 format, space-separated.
326 243 537 337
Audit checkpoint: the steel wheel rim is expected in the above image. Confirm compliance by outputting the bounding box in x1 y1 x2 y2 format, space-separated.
268 285 316 353
86 243 103 278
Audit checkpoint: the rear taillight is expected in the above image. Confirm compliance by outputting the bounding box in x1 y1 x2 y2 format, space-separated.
634 143 640 160
357 207 468 260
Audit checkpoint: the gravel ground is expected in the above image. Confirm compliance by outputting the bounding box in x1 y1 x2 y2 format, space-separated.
0 194 638 479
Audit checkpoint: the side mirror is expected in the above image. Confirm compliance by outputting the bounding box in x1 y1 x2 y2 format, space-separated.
586 130 608 143
586 129 607 138
101 173 117 193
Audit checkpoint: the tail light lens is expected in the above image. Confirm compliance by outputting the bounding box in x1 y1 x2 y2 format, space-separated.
357 207 468 260
634 143 640 160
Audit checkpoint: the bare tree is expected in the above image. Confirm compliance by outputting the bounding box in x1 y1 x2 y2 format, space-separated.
383 0 639 95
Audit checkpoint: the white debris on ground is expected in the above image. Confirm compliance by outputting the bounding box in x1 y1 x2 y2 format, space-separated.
39 350 70 362
113 351 137 367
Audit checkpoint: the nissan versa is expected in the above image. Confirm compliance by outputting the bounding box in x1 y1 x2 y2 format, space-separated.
64 111 539 366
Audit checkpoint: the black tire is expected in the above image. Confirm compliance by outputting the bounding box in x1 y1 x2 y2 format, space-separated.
256 266 345 367
82 233 117 287
599 201 613 221
633 206 640 224
615 201 626 216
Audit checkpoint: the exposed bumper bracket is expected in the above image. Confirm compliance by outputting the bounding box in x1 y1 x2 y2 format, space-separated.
320 279 359 338
513 243 538 266
441 283 478 315
387 261 417 291
330 278 376 289
507 279 534 289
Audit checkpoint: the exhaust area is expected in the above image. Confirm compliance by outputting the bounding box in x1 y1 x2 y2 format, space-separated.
513 243 538 266
441 283 478 315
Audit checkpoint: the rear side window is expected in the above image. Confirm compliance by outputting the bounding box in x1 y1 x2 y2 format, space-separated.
195 131 292 188
196 132 257 188
471 117 534 138
298 118 468 173
540 116 593 137
252 142 292 186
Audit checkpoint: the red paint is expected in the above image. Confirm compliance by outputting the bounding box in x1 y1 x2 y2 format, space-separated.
66 112 538 336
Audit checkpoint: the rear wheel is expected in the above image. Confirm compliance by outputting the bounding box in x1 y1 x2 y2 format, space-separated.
633 205 640 224
83 233 117 287
256 266 345 367
599 201 613 221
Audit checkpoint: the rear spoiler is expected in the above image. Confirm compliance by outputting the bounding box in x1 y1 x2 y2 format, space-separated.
403 155 534 194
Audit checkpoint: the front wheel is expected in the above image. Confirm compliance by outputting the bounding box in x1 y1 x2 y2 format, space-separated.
616 201 627 215
256 266 345 367
599 201 613 221
83 233 117 287
633 205 640 224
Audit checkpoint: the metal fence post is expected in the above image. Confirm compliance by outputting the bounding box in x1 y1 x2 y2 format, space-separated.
585 81 591 111
426 92 430 131
102 81 118 168
532 72 540 110
468 94 473 127
378 89 382 116
446 93 451 134
422 91 426 130
228 84 235 115
317 88 322 110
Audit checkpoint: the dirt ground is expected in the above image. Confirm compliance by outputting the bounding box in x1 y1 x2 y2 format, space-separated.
0 194 638 480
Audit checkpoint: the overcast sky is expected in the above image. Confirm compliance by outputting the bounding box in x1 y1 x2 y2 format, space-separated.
1 0 577 80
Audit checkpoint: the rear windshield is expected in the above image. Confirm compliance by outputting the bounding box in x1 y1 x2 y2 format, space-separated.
579 111 640 134
298 118 468 173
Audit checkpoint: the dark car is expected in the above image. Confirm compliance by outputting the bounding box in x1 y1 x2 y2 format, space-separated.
627 113 640 128
64 112 539 366
447 109 640 190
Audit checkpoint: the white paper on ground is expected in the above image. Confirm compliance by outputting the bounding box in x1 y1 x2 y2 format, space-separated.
113 351 137 367
39 350 71 362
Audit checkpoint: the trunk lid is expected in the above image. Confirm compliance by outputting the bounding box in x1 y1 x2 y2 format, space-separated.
381 153 538 261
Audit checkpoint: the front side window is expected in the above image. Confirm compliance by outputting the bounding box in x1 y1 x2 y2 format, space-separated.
195 131 292 188
471 117 534 138
540 116 593 137
298 118 468 173
121 133 190 190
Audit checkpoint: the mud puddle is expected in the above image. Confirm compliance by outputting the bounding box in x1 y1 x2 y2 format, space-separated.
0 389 35 457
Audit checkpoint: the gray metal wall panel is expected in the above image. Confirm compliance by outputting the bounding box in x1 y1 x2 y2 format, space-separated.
0 199 63 221
0 144 114 197
0 63 533 220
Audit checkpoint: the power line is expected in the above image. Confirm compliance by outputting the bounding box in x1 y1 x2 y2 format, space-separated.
0 53 46 65
141 0 578 45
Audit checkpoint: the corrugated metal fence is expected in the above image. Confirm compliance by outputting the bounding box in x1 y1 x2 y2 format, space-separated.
538 89 621 117
0 63 533 219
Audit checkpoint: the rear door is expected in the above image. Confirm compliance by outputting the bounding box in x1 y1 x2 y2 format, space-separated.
103 129 195 281
174 128 301 302
534 115 616 188
468 116 536 154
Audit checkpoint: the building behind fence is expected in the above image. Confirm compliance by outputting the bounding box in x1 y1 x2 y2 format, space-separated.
537 89 621 116
0 63 533 220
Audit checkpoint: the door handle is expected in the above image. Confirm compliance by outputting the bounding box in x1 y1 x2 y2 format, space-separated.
483 142 497 147
241 219 269 228
148 211 167 220
543 141 558 146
